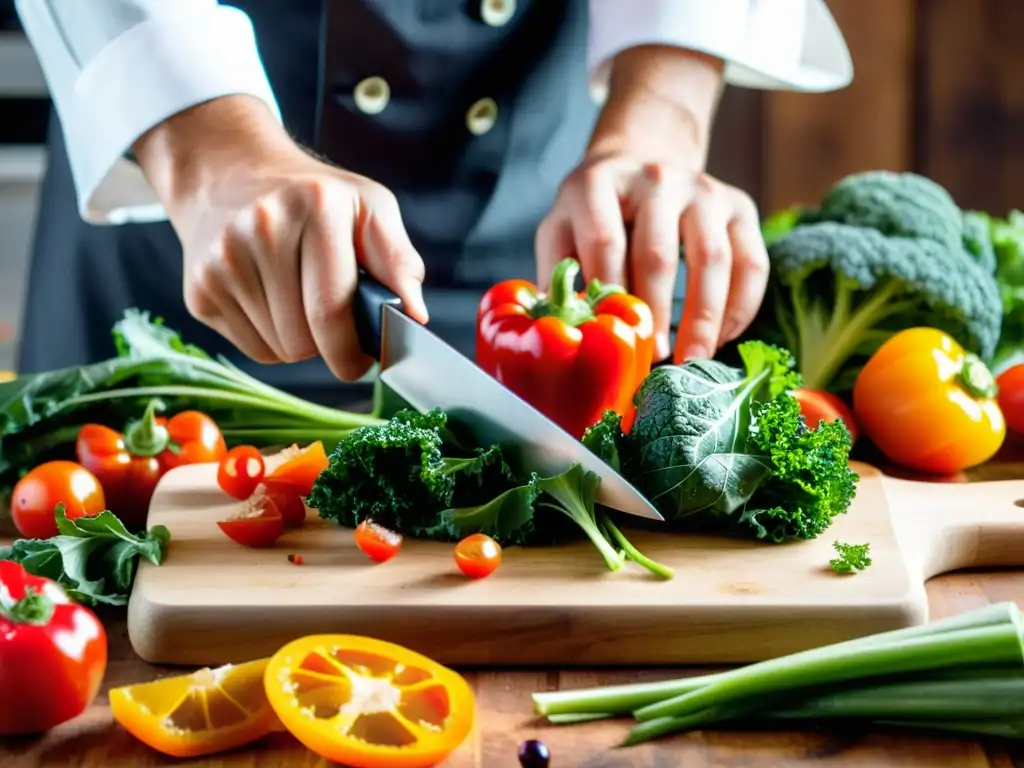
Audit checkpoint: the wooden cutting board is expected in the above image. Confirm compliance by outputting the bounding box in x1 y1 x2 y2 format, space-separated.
126 456 1024 668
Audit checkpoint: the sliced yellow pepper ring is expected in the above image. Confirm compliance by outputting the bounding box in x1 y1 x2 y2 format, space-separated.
109 658 277 758
264 635 476 768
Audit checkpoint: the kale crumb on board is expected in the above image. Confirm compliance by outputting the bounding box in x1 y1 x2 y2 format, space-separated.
830 541 872 574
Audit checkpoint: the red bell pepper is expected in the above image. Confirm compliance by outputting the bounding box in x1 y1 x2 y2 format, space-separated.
0 561 108 735
76 400 227 530
476 258 655 439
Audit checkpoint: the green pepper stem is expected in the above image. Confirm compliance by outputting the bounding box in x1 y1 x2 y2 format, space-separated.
959 353 998 399
529 259 596 327
584 277 625 308
123 399 172 457
0 586 55 626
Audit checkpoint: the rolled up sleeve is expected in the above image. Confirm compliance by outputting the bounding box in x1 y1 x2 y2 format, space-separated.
587 0 853 103
14 0 282 224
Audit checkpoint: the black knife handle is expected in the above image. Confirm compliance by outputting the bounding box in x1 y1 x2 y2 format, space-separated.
353 269 405 361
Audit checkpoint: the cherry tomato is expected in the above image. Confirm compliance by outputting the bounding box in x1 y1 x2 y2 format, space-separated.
263 442 329 498
217 493 284 548
354 520 403 563
792 388 859 443
217 446 266 500
997 363 1024 436
263 483 307 528
454 533 502 579
11 461 107 539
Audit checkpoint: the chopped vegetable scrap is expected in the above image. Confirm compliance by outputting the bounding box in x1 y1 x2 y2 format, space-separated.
306 408 673 578
0 560 108 736
217 489 286 549
740 171 1005 393
263 634 475 768
477 257 654 438
583 340 858 544
532 602 1024 745
829 540 872 574
0 503 169 606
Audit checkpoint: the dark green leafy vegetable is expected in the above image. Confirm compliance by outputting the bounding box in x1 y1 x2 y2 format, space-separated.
0 310 385 506
829 540 872 573
742 171 1004 392
307 408 673 578
584 341 857 542
0 504 170 606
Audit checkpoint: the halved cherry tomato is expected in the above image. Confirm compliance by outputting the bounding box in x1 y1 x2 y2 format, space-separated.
853 327 1006 475
10 461 107 539
217 492 284 548
263 634 476 768
454 534 502 579
264 484 307 528
997 363 1024 435
354 520 403 563
110 658 276 758
263 441 329 497
792 388 859 443
217 446 266 500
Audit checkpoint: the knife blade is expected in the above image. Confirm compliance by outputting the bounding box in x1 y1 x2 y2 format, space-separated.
352 272 664 521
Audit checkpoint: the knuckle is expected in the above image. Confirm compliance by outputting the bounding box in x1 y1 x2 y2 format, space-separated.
694 172 720 196
306 298 349 333
637 245 678 276
687 238 730 270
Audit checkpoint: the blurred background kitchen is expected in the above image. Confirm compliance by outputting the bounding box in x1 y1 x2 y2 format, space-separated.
0 0 1021 375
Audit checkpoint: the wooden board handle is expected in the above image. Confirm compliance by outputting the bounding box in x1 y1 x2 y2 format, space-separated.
884 475 1024 580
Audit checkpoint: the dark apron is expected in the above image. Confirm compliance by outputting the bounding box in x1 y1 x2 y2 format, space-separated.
17 0 600 403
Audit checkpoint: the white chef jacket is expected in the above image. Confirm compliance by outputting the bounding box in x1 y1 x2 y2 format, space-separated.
14 0 853 226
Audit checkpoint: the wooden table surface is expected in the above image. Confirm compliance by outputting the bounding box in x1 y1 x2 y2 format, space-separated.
2 443 1024 768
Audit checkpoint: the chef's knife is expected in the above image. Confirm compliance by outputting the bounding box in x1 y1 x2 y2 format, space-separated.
352 272 664 521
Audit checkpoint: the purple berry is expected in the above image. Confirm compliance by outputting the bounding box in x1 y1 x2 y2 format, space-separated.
518 739 550 768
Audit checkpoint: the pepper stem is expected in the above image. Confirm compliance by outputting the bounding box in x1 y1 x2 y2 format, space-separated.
0 586 55 626
584 277 625 309
124 399 171 457
959 353 998 399
530 259 597 327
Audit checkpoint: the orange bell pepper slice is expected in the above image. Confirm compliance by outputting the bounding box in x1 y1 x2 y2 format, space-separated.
264 635 475 768
263 441 329 497
852 327 1006 474
109 658 277 758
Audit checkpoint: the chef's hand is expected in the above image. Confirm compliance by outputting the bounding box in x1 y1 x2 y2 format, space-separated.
535 46 769 364
536 158 767 363
132 95 428 381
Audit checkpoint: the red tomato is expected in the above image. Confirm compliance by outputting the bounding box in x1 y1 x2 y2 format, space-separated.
217 494 285 548
0 561 108 735
263 442 329 498
75 423 163 532
263 483 307 528
10 461 107 539
217 446 266 500
792 388 859 443
354 520 403 563
997 363 1024 435
454 534 502 579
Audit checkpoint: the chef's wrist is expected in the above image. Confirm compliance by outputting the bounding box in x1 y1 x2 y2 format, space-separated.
586 45 724 168
132 94 300 213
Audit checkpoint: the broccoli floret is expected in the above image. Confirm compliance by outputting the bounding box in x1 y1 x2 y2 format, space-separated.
748 171 1004 391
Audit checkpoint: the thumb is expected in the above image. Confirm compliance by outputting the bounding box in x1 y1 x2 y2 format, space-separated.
360 194 429 324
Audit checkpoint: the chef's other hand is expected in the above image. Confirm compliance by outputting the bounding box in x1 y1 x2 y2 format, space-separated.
536 156 767 364
133 95 428 382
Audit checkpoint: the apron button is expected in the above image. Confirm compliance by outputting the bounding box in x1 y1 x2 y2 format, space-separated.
466 97 499 136
353 76 390 115
481 0 516 27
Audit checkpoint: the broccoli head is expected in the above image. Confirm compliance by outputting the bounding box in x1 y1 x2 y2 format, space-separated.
746 171 1003 392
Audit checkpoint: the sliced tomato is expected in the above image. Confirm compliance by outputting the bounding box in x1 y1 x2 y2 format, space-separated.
262 482 308 528
217 446 266 501
454 534 502 579
217 493 284 548
110 658 276 758
354 520 403 563
263 635 476 768
264 441 329 497
792 388 859 443
997 363 1024 435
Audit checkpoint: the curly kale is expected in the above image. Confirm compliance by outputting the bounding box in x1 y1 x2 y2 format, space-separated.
744 171 1004 392
583 341 857 543
829 541 872 574
308 408 672 577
